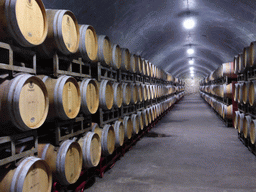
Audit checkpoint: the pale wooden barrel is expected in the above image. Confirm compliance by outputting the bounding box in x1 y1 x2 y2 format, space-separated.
78 131 101 168
148 62 154 77
250 119 256 144
234 83 239 102
249 41 256 68
97 35 112 66
99 80 114 110
249 81 256 106
113 121 125 147
38 9 80 57
92 124 115 156
38 140 83 185
238 82 244 104
0 156 52 192
238 113 245 134
111 44 121 69
243 47 250 70
238 53 244 74
243 115 252 139
135 55 142 74
223 83 232 99
0 0 48 47
234 111 240 129
234 55 239 74
121 48 130 71
131 114 140 134
223 104 233 120
147 108 152 124
123 116 133 140
39 75 81 120
122 83 131 105
136 83 143 102
242 81 250 104
0 74 49 131
79 78 99 115
130 83 138 104
145 60 150 76
146 85 151 100
142 84 147 101
137 111 144 130
78 25 98 62
112 82 123 108
142 110 149 127
130 54 136 73
141 58 146 75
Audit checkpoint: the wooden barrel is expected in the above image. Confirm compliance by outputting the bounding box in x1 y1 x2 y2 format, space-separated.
142 110 149 127
78 131 101 168
136 83 143 102
223 104 233 120
113 121 124 147
111 44 121 69
123 116 133 140
142 84 147 101
238 53 244 74
146 108 152 124
0 74 49 131
135 55 142 74
79 78 99 115
39 75 81 120
238 113 245 133
0 156 52 192
234 111 240 129
99 80 114 110
250 119 256 144
141 58 146 75
38 9 80 57
122 83 131 105
234 55 239 74
223 83 232 99
146 85 151 100
234 83 239 102
238 82 244 104
38 140 83 185
130 83 138 104
78 25 98 62
120 48 130 71
242 81 249 104
145 60 150 76
112 82 123 108
243 47 250 70
130 54 136 73
137 111 144 130
249 80 256 106
249 41 256 68
131 114 140 134
0 0 48 47
243 115 252 139
92 124 115 156
97 35 112 66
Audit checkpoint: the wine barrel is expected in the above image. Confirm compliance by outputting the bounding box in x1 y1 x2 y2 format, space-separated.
0 74 49 131
113 121 125 147
238 53 244 74
242 81 249 104
243 115 252 139
79 78 99 115
112 82 123 108
147 108 152 124
223 83 232 99
243 47 250 70
250 119 256 144
238 113 245 134
99 80 114 110
135 55 142 74
141 58 146 75
146 85 151 100
92 124 115 156
0 0 48 47
78 131 101 168
234 55 239 74
130 83 138 104
97 35 112 66
136 83 143 102
111 44 121 69
234 83 239 102
249 41 256 68
131 114 140 134
123 116 133 140
223 104 233 120
122 83 131 105
249 80 256 106
142 84 147 101
0 156 52 192
234 111 240 129
120 48 130 71
130 54 136 73
38 140 83 185
137 111 144 130
145 60 150 76
238 82 244 104
39 75 81 120
38 9 80 58
142 110 149 127
78 25 98 62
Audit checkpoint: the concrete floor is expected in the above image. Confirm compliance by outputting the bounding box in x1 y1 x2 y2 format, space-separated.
86 94 256 192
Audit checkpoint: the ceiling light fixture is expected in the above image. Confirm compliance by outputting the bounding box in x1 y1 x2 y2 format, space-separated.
191 73 194 77
183 18 195 29
189 59 194 65
187 48 194 54
190 67 194 70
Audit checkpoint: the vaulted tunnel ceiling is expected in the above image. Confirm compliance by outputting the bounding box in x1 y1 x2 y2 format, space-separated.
43 0 256 79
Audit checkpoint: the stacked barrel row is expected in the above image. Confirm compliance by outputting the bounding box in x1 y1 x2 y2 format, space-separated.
199 62 236 122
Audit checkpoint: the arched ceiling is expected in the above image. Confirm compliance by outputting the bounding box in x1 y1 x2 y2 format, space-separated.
43 0 256 79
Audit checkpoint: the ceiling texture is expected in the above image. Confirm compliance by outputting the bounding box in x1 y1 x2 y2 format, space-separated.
43 0 256 78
